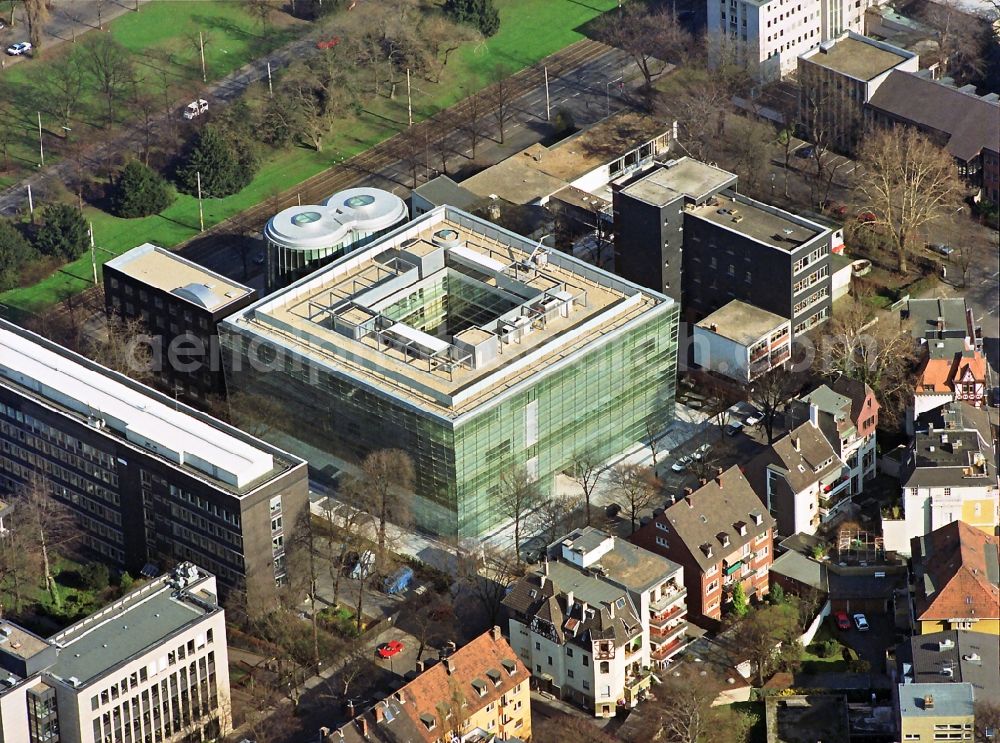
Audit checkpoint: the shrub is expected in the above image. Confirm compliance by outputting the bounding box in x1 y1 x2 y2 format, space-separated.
34 204 90 261
109 160 175 218
769 583 785 605
443 0 501 37
815 639 839 658
0 219 37 290
176 126 259 198
80 562 110 591
119 571 135 593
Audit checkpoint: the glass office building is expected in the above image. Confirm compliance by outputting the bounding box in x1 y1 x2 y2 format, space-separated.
221 207 678 538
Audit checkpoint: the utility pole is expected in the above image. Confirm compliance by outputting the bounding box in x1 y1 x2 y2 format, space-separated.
199 31 207 83
406 68 413 127
27 184 34 219
89 223 98 286
267 61 273 97
544 66 550 121
37 112 44 166
196 172 205 231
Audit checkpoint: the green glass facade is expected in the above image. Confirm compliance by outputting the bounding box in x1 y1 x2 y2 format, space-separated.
220 302 677 538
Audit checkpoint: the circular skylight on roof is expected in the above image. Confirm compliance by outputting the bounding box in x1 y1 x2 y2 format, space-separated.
435 229 459 241
345 194 376 208
291 211 322 226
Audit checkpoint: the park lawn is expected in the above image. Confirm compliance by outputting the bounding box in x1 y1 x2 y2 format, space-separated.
2 0 619 315
0 0 308 189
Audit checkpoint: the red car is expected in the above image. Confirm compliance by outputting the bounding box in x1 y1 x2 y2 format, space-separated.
834 611 851 630
377 640 404 659
857 211 877 224
822 201 848 217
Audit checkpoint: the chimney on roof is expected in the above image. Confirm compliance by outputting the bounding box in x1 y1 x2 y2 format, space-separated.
686 495 694 508
608 600 615 619
415 660 425 673
490 625 502 641
936 317 945 331
566 591 574 611
793 436 801 452
374 705 385 724
581 601 588 616
716 467 724 487
684 486 694 496
444 658 456 675
923 694 935 709
710 323 718 332
346 700 356 719
319 727 331 742
357 716 369 738
543 558 550 576
699 478 708 486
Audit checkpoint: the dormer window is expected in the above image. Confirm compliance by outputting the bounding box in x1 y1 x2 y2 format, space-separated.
501 659 517 676
420 714 436 731
734 521 747 536
471 679 488 697
701 543 713 558
718 532 730 548
486 669 502 688
751 512 763 526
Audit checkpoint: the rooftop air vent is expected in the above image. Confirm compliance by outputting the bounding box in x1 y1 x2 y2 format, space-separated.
432 229 462 249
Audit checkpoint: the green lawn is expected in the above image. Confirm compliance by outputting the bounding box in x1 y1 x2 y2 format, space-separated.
1 0 619 316
0 0 306 189
799 623 850 674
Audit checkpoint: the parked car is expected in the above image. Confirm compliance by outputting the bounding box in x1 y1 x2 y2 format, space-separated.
671 455 692 473
928 242 954 256
725 421 744 436
349 550 375 580
183 98 209 120
853 613 870 631
857 211 877 224
376 640 404 659
6 41 31 56
796 145 815 158
834 611 851 630
745 414 761 427
821 200 847 217
692 443 712 460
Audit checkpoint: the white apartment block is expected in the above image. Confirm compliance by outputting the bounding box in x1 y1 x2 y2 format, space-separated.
0 563 230 743
502 528 686 717
708 0 885 80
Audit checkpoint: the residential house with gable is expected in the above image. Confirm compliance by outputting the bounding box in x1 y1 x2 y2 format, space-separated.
323 627 531 743
882 403 999 556
790 376 880 497
631 466 775 625
746 421 851 537
909 520 1000 636
502 527 685 716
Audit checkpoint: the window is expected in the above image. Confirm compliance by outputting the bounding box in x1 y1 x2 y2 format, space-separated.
706 580 719 594
582 680 590 690
583 656 589 667
535 642 541 651
705 564 718 577
568 669 575 679
566 647 574 658
600 661 610 674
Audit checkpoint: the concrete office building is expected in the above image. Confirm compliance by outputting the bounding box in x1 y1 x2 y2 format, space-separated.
693 300 791 384
615 158 834 337
798 32 919 151
708 0 886 81
103 243 257 400
0 320 308 609
221 206 678 538
263 187 409 290
0 563 230 743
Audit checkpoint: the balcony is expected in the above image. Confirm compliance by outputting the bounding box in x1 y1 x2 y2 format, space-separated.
650 584 686 612
649 603 685 628
650 636 685 661
650 620 687 642
821 473 850 496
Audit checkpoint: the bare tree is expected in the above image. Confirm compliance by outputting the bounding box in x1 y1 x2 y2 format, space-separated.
40 49 86 133
355 449 414 561
644 418 667 468
0 511 40 614
608 463 656 535
569 450 605 525
656 79 731 162
223 391 292 439
534 494 583 546
461 545 521 627
87 313 154 382
974 699 1000 743
284 55 358 152
728 117 774 194
320 501 368 610
731 602 801 685
247 0 278 28
286 510 321 669
24 0 49 52
487 66 514 144
595 4 693 87
81 35 135 124
820 296 916 425
459 90 486 158
918 0 992 84
749 366 803 444
855 127 965 273
16 475 78 607
497 466 543 564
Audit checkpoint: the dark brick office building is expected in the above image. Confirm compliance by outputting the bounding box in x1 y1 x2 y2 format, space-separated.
614 158 834 338
0 319 308 611
103 243 257 400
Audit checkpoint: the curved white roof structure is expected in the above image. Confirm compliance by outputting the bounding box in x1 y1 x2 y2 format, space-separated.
264 187 408 252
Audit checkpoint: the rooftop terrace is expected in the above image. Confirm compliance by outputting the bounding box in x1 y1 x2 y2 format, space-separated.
621 158 736 206
696 300 788 346
688 192 825 251
803 35 913 80
105 243 252 312
226 207 668 417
